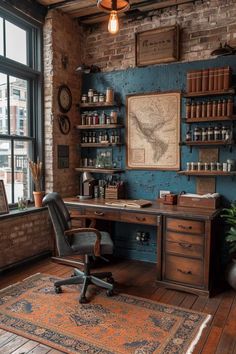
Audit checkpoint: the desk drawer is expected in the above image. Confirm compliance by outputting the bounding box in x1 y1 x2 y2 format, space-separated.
120 212 157 225
165 231 204 258
166 218 204 235
84 207 120 221
164 254 204 287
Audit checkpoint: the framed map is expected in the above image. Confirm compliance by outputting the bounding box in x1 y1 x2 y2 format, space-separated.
126 92 180 170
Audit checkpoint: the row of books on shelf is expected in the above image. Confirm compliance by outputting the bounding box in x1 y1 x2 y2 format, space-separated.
187 66 232 93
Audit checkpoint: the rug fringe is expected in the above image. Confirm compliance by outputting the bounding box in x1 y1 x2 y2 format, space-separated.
186 314 212 354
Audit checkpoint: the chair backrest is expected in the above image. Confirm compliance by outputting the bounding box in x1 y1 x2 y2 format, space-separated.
43 192 73 256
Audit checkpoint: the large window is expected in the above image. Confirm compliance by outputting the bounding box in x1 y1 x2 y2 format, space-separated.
0 6 43 204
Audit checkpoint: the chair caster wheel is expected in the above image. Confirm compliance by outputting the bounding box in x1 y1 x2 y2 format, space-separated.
106 289 114 297
55 286 62 294
107 277 115 284
79 296 87 304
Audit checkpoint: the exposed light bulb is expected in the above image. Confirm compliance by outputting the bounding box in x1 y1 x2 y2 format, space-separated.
108 10 119 34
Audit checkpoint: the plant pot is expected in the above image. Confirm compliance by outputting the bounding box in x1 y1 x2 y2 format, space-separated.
225 258 236 290
33 191 44 208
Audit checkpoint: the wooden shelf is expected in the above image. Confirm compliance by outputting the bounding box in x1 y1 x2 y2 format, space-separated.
185 116 236 123
80 143 123 147
183 88 235 98
184 140 235 146
75 167 124 174
78 102 117 108
75 124 124 130
178 170 236 177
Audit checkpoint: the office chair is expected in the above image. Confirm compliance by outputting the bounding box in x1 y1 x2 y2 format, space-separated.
43 192 114 303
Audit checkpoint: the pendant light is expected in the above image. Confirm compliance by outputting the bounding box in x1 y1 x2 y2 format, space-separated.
97 0 130 35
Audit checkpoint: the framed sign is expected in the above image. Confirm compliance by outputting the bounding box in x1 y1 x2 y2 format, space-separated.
126 91 180 170
0 180 9 215
136 25 179 67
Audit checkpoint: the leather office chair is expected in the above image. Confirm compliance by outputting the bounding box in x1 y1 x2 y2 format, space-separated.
43 192 114 303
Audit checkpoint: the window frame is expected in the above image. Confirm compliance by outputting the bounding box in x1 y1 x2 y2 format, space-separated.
0 4 44 206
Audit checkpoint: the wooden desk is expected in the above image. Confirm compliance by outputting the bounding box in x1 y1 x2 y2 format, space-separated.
64 197 221 296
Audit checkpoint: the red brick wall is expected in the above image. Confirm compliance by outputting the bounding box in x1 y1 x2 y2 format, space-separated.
0 210 53 269
81 0 236 72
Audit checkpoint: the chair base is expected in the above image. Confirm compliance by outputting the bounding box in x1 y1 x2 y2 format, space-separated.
54 268 114 303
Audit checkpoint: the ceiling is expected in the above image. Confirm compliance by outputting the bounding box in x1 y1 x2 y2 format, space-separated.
35 0 195 24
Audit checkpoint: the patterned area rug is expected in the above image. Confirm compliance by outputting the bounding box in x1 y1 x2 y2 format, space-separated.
0 274 210 354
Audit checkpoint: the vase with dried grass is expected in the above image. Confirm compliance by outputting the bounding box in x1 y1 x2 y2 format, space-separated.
28 158 43 207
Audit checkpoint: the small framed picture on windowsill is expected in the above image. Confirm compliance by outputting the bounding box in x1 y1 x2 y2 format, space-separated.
0 180 9 215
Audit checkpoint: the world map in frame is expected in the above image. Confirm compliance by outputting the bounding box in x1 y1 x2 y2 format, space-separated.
126 92 180 170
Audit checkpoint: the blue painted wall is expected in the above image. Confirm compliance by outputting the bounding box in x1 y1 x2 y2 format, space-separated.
81 56 236 263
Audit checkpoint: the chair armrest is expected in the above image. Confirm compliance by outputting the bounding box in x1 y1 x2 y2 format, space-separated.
70 215 96 228
64 227 101 256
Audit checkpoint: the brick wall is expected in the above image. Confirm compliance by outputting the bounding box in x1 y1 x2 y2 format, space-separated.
81 0 236 72
0 210 53 269
44 9 82 196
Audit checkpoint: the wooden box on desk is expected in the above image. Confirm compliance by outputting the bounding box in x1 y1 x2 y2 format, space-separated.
178 195 221 209
105 185 124 199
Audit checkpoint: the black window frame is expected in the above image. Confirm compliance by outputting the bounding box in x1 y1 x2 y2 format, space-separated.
0 3 44 205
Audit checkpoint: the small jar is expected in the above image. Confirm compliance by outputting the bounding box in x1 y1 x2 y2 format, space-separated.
204 162 210 171
214 125 221 140
93 112 99 125
227 159 235 171
186 129 192 141
207 126 214 141
202 127 208 141
106 88 114 103
216 162 223 171
88 89 94 103
99 93 105 102
99 111 106 125
110 110 118 124
186 162 191 171
81 113 87 125
191 162 197 171
93 93 99 103
81 94 88 103
197 162 204 171
210 162 217 171
193 127 201 141
222 125 227 140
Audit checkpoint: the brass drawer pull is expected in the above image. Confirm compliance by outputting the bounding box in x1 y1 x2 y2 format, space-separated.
177 269 192 275
94 211 104 216
178 224 192 230
178 242 192 248
136 216 146 222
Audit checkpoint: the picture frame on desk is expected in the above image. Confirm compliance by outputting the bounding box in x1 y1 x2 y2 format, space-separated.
126 91 181 170
135 25 179 67
0 180 9 215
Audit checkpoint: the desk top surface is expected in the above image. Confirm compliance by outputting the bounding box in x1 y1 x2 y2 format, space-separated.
64 197 220 220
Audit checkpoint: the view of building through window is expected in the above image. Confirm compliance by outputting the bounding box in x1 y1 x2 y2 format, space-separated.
0 10 42 205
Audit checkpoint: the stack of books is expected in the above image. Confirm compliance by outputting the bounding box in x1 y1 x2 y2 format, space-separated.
187 66 232 93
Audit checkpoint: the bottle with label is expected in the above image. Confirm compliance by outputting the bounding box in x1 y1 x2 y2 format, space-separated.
196 102 202 118
186 129 192 141
100 111 106 125
214 125 221 140
190 102 196 118
207 126 214 141
206 101 212 117
193 127 201 141
202 127 208 141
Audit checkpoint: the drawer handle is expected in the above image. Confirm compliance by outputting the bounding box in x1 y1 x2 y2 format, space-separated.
178 224 192 230
136 216 146 222
177 268 192 275
178 242 192 249
94 211 104 216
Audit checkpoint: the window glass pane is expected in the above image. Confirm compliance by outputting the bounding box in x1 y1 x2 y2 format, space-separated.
0 139 11 203
9 76 28 135
6 20 27 65
14 140 32 202
0 73 8 134
0 17 3 56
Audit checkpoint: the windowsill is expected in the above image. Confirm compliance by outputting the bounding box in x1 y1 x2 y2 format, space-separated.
0 205 47 220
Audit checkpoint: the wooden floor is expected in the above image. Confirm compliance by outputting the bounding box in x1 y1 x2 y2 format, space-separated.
0 257 236 354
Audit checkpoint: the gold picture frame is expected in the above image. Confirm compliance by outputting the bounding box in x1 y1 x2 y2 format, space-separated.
0 180 9 215
126 91 181 170
136 25 179 67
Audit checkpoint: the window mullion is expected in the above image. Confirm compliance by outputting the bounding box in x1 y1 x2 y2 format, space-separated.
10 138 14 203
3 18 6 56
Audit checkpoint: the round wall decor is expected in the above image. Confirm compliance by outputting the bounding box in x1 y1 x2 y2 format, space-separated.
58 84 72 113
58 115 71 135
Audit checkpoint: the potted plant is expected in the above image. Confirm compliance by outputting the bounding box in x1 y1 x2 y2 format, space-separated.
28 158 43 207
221 202 236 290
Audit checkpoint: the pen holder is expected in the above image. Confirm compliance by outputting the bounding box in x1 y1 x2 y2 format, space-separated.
105 185 124 199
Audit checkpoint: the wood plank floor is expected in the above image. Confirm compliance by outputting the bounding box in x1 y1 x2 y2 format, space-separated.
0 258 236 354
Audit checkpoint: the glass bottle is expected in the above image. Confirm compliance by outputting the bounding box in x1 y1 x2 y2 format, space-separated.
186 129 192 141
207 126 214 141
193 127 201 141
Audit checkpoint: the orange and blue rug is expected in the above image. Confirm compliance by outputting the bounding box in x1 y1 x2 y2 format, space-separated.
0 274 211 353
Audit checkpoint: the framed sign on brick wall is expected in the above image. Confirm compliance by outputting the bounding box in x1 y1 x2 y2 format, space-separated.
135 25 179 67
0 180 9 215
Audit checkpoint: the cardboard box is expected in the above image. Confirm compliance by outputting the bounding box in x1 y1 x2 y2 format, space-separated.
178 195 221 209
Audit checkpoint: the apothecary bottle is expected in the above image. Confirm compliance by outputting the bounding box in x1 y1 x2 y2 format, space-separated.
186 129 192 141
191 102 196 118
202 127 208 141
207 126 214 141
214 125 221 140
196 102 202 118
194 127 201 141
206 101 212 117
